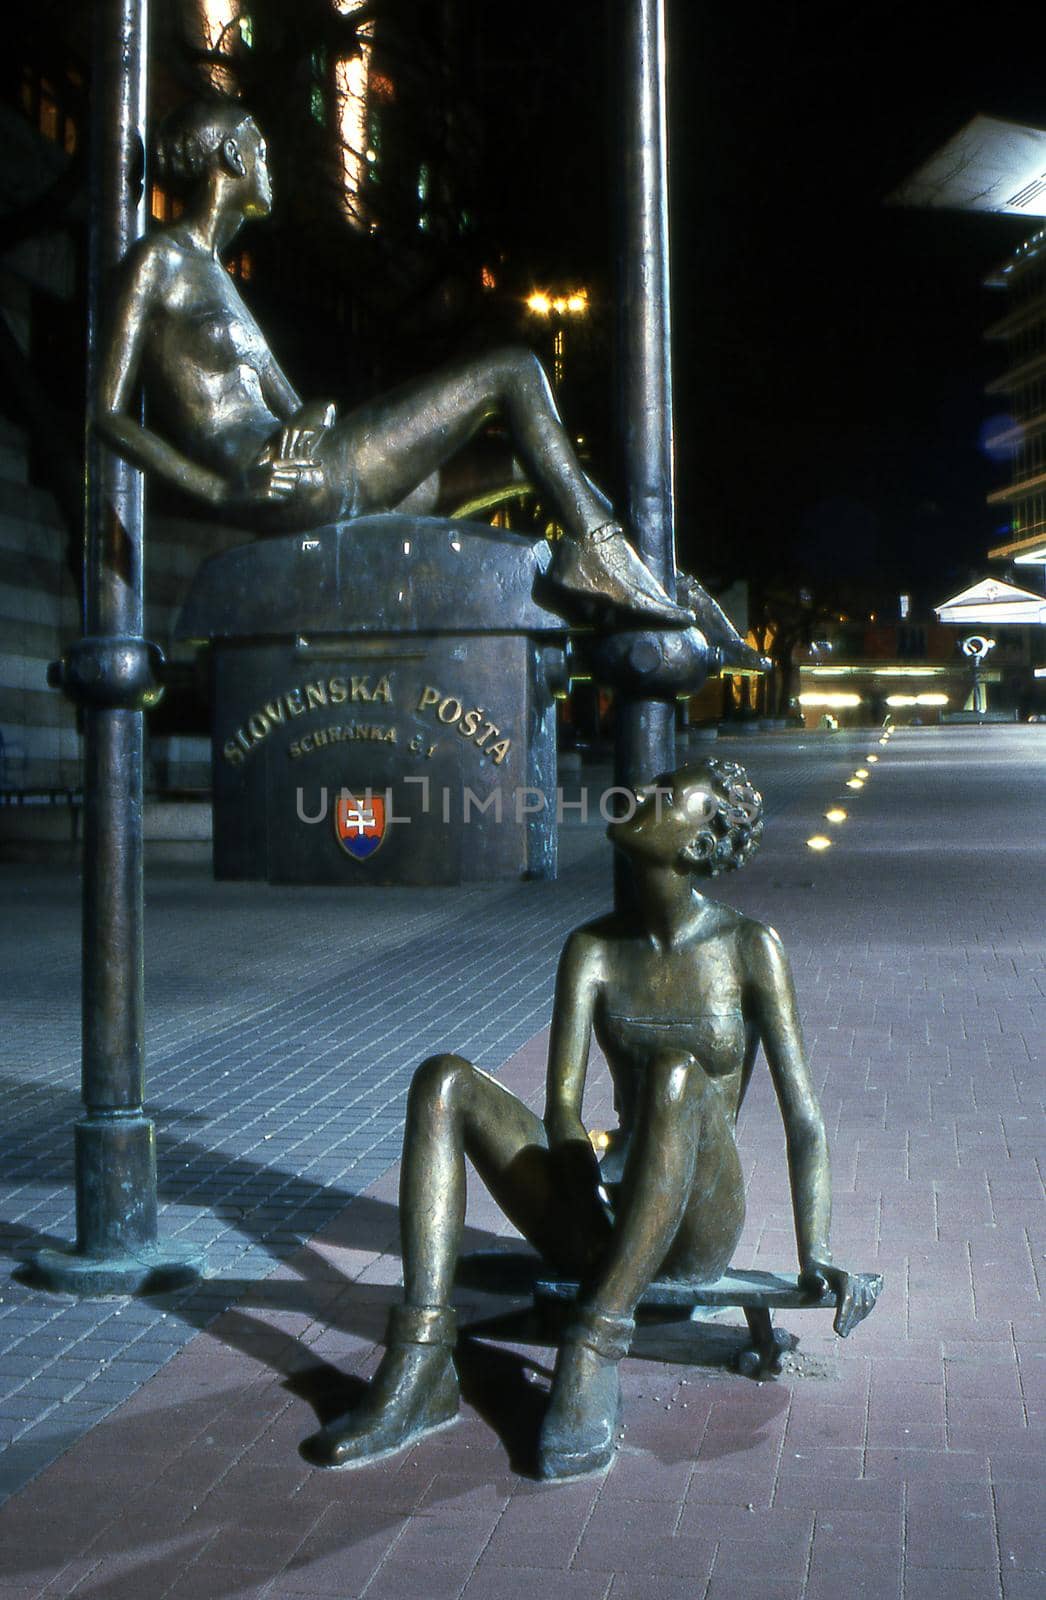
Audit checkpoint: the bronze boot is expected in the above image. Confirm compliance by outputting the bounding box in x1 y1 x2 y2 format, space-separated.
537 1307 635 1481
676 572 770 672
550 524 695 625
301 1304 459 1470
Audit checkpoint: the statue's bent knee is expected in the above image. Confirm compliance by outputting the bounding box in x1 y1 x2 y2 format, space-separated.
488 344 544 389
410 1052 474 1109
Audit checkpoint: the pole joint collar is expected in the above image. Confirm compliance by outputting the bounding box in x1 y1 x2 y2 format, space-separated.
48 635 165 710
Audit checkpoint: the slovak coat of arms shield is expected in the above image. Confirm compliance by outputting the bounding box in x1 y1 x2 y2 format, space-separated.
334 790 386 860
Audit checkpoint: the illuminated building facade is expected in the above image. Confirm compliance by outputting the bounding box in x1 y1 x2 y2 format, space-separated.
984 227 1046 563
891 115 1046 716
792 620 981 730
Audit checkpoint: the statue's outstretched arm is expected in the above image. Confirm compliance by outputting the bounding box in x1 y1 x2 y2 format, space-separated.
748 922 876 1335
747 922 833 1272
542 930 609 1265
543 930 601 1147
94 240 229 505
256 339 302 424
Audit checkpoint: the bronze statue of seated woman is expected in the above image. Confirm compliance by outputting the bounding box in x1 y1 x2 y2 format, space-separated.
301 758 879 1480
93 98 761 663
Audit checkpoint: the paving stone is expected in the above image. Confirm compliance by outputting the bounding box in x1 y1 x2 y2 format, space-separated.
465 1563 612 1600
365 1556 480 1600
904 1568 1002 1600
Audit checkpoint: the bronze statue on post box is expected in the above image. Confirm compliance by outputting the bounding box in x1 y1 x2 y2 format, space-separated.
94 97 760 664
301 759 881 1480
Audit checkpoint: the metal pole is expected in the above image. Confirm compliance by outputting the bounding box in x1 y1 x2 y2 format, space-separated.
19 0 199 1296
613 0 678 901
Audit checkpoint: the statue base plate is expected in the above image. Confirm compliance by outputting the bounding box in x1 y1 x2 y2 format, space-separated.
14 1242 203 1299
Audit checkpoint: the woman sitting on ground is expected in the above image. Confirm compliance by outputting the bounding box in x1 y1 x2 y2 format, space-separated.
303 758 876 1480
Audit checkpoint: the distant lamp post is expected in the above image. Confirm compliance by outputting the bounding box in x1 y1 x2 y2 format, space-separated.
524 287 589 386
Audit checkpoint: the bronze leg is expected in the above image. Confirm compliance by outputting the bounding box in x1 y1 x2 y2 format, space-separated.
586 1052 705 1317
538 1052 704 1480
335 348 612 539
399 1051 606 1305
303 1052 602 1470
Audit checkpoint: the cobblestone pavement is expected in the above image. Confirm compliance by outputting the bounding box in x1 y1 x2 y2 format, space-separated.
0 725 1041 1599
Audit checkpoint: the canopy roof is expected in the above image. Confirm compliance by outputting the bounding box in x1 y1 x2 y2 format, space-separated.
889 115 1046 217
935 576 1046 626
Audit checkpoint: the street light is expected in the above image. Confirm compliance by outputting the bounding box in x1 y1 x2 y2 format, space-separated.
524 287 589 385
525 288 590 317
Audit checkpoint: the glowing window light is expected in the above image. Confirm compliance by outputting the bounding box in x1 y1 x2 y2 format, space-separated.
807 836 833 851
916 693 949 706
334 3 376 228
199 2 241 89
885 694 916 707
825 808 848 823
481 265 497 290
846 778 864 790
797 692 862 708
872 667 944 678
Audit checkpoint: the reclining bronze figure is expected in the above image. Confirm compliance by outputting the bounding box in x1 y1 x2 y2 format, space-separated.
94 98 763 660
302 758 880 1479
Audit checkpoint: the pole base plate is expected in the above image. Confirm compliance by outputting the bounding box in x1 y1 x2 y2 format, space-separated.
14 1242 203 1299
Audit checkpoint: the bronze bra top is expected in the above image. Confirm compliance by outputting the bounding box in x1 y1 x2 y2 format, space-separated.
597 1008 746 1078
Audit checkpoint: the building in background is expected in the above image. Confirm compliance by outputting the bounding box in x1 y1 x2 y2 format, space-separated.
892 116 1046 718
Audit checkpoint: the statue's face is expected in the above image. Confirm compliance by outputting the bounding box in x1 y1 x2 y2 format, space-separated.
607 766 723 868
235 119 272 218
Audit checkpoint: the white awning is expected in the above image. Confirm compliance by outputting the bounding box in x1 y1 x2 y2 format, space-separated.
936 576 1046 625
889 116 1046 216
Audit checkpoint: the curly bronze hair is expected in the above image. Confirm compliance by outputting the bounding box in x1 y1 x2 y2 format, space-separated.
661 758 764 877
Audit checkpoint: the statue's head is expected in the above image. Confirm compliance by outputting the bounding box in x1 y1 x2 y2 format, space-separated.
608 758 764 878
155 99 271 217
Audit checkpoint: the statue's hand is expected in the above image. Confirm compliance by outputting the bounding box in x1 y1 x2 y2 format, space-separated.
248 402 336 502
248 455 327 503
273 400 337 465
800 1260 881 1337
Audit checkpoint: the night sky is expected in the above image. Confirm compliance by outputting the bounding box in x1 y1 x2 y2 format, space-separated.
471 1 1046 612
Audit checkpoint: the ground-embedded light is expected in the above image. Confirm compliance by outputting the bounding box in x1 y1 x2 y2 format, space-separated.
846 778 864 790
806 836 832 851
825 808 847 823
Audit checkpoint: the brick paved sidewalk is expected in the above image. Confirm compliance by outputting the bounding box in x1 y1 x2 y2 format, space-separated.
0 726 1042 1599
